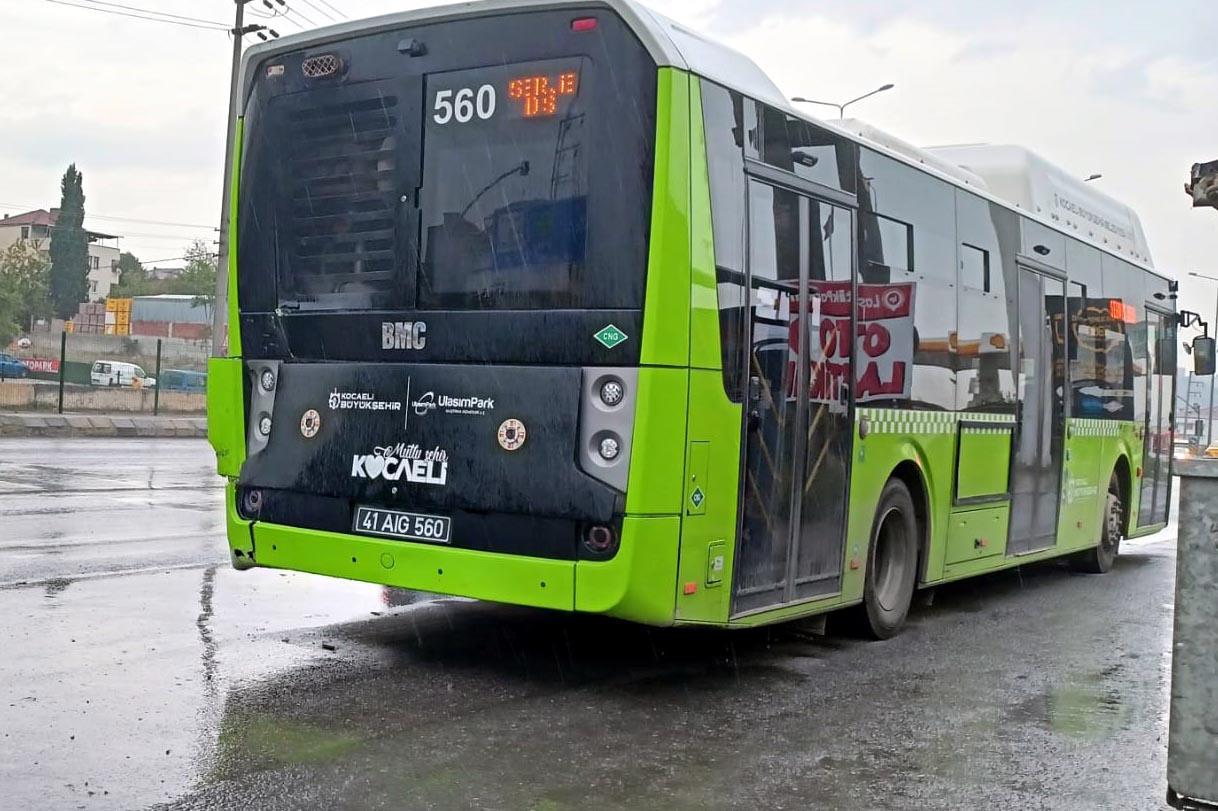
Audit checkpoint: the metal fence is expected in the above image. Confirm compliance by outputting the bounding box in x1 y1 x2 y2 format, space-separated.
1 329 209 416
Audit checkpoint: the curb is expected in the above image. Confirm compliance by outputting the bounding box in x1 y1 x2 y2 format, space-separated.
0 413 207 438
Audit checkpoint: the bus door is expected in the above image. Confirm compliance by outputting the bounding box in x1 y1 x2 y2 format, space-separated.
1008 266 1067 554
733 180 853 615
1138 306 1175 527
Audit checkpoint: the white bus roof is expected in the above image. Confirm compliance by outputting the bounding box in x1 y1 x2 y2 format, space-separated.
927 144 1154 265
238 0 1158 273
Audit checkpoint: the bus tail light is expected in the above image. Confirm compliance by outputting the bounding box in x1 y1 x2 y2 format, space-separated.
571 17 597 32
578 368 638 492
246 360 281 458
598 434 621 460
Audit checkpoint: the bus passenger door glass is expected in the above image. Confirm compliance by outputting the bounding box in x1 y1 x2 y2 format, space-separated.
794 201 854 600
734 181 802 614
1009 268 1066 554
1140 309 1174 526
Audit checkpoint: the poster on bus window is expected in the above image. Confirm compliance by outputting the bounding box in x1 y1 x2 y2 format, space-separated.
796 280 916 405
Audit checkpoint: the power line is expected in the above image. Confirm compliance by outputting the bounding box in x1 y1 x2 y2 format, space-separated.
296 0 338 23
0 203 215 230
248 0 294 26
38 0 228 30
313 0 347 19
140 253 218 265
283 3 318 27
114 229 219 240
74 0 228 27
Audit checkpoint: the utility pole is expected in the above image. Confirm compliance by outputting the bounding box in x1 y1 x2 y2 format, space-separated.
214 1 277 356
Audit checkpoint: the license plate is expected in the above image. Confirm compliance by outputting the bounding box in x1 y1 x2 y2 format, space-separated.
352 506 452 544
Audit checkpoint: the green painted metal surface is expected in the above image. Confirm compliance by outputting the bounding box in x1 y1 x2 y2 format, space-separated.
956 429 1012 501
575 516 680 625
224 481 255 566
686 78 724 374
207 357 246 478
945 505 1009 565
638 69 691 369
623 367 689 515
226 117 244 356
256 520 576 611
675 371 742 623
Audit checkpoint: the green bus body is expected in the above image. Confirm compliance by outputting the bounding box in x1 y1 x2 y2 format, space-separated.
209 5 1174 629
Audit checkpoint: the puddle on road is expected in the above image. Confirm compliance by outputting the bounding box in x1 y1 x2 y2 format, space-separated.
1008 664 1134 740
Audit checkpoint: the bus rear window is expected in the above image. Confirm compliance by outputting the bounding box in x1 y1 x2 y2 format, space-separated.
236 11 657 315
420 58 590 309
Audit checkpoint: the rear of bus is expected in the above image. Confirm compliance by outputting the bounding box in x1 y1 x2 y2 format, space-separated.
207 2 695 624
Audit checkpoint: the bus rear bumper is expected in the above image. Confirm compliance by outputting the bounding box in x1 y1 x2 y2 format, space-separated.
224 484 681 624
253 519 577 611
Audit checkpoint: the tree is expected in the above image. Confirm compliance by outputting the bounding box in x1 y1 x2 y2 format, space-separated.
4 243 51 331
0 243 50 345
169 239 217 325
48 164 90 318
0 280 17 347
112 251 149 297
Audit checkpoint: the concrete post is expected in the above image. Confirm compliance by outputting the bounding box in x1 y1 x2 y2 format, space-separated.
1168 457 1218 809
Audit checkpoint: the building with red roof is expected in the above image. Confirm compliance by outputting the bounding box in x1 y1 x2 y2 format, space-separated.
0 208 122 300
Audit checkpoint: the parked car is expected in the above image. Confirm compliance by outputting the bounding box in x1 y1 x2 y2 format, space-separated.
0 353 29 379
158 369 207 392
90 360 156 389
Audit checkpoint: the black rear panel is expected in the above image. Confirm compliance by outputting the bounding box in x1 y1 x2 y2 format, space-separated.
237 7 656 365
240 362 618 515
238 362 623 559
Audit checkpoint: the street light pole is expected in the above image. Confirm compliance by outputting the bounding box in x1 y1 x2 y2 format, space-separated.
792 83 895 119
1188 270 1218 445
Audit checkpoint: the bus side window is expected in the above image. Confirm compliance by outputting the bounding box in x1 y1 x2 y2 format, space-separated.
701 79 750 402
955 191 1015 412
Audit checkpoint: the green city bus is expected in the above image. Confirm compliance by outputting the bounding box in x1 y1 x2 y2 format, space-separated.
207 0 1182 637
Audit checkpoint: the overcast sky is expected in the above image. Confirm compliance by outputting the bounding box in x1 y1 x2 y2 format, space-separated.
2 0 1215 322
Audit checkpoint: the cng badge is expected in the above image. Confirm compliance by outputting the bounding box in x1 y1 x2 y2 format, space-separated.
497 418 527 451
593 324 628 350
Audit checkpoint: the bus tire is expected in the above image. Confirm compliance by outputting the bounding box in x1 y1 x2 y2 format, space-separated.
856 478 919 640
1072 473 1122 574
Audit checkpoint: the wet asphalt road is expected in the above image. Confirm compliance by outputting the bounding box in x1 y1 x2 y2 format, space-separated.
1 438 1179 810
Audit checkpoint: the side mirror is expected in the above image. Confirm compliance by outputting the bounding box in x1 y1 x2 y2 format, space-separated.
1194 336 1216 376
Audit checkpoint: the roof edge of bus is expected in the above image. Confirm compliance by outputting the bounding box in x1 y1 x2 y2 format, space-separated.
810 117 1161 275
929 143 1156 270
238 0 681 101
237 0 790 110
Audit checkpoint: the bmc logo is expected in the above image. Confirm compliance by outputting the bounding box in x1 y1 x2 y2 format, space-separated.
382 321 427 350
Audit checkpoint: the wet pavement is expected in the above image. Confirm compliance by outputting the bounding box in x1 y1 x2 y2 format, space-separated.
1 438 1178 810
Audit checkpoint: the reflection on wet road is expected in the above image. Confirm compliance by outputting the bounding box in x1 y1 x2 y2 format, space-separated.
1 439 1178 809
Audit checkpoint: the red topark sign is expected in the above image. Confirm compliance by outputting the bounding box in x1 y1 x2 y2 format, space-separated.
22 357 60 374
790 281 916 404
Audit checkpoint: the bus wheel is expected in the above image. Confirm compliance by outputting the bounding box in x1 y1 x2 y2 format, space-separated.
1072 474 1122 574
856 478 919 640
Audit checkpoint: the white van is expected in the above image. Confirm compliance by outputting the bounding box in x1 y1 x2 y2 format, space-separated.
91 360 156 389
